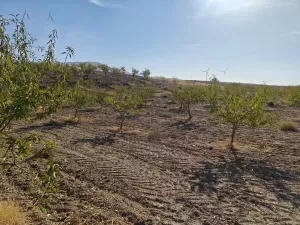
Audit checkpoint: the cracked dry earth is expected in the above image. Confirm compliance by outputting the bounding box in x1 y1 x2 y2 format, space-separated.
1 92 300 225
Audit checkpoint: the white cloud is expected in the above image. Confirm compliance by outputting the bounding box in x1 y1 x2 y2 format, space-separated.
192 0 297 17
88 0 105 7
88 0 122 8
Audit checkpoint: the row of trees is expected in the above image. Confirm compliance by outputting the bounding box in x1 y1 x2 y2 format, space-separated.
171 78 277 158
69 62 151 79
68 78 156 130
0 13 156 210
0 13 73 209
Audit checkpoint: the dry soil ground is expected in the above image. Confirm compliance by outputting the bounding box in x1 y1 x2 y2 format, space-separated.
0 89 300 225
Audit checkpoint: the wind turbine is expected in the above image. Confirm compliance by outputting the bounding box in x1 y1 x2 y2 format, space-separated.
220 67 229 75
202 68 211 81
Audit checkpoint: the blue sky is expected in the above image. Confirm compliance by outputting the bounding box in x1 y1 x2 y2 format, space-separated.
1 0 300 85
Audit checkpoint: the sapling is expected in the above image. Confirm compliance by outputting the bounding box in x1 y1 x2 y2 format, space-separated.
99 64 110 76
204 75 221 112
111 67 122 76
171 86 206 121
70 81 93 118
142 68 151 79
0 13 74 210
135 86 156 106
120 66 126 75
286 86 300 107
132 68 139 79
214 85 276 158
105 87 142 131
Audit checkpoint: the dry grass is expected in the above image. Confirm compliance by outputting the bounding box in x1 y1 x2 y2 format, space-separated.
0 201 26 225
279 121 298 132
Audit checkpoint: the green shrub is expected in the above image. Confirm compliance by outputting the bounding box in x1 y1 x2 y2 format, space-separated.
279 121 298 132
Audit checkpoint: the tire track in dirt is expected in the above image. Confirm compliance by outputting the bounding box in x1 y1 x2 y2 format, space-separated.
39 120 300 224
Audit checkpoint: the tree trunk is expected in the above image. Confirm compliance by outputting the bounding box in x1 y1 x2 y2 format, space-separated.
230 125 238 159
187 104 192 121
119 117 125 131
75 108 78 118
178 104 183 112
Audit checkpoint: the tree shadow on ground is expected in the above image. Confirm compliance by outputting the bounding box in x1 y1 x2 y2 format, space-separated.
74 133 116 146
80 108 100 113
168 107 187 114
168 120 202 131
190 156 300 208
16 120 77 132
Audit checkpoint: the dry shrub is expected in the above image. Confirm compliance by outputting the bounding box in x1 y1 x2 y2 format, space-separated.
279 121 298 132
0 201 26 225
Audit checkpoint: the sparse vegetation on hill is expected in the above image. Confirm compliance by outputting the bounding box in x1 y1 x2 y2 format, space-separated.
99 64 110 76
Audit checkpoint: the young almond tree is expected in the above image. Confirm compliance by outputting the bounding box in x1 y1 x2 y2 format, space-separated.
204 75 222 112
120 66 126 75
287 86 300 107
99 64 110 76
70 81 93 118
132 68 139 79
83 63 97 79
78 62 87 77
0 13 73 208
171 86 206 121
134 86 156 107
105 87 142 131
110 67 122 76
142 68 151 79
215 85 276 158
